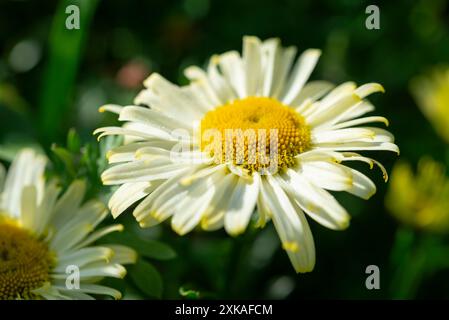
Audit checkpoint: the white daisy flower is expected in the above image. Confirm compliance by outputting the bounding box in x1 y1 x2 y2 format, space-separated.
95 36 398 273
0 149 136 299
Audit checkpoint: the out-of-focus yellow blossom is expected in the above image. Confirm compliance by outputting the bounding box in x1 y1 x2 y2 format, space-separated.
411 68 449 143
386 158 449 233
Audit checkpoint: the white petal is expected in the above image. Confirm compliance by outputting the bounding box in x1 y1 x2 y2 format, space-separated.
132 166 200 224
99 104 123 114
296 149 344 163
280 169 350 230
74 224 124 249
55 247 114 272
299 161 377 199
0 163 5 194
170 172 219 235
309 82 385 128
119 106 190 132
337 101 375 123
206 55 237 102
293 81 334 109
312 127 377 144
299 161 353 191
51 201 108 252
183 81 220 111
106 140 178 164
50 222 95 253
32 284 72 300
143 73 204 121
260 38 281 97
218 51 246 98
108 181 154 218
104 244 137 265
354 83 385 98
306 94 362 127
35 180 60 235
20 185 38 231
281 49 321 105
64 264 126 280
313 141 399 154
243 36 262 96
255 189 271 228
330 116 389 130
224 173 260 236
260 176 315 273
94 126 166 142
270 45 297 98
2 149 46 218
136 146 209 164
200 172 236 231
52 180 86 228
101 158 191 185
184 66 223 105
340 152 389 182
59 284 122 300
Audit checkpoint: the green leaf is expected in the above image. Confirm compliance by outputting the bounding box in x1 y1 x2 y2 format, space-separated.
103 230 177 261
67 128 81 153
129 259 163 299
51 144 76 177
38 0 99 143
135 238 177 261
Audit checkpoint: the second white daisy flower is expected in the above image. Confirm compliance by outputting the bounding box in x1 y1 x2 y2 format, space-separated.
0 149 136 299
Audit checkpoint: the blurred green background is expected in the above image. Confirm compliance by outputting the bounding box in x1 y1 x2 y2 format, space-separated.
1 0 449 299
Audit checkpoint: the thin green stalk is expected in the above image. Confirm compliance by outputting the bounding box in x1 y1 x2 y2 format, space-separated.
38 0 99 145
389 227 431 299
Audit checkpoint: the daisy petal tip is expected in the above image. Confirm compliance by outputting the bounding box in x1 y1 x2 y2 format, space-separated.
138 221 147 228
211 55 220 64
254 220 266 229
110 211 120 220
179 178 193 187
172 226 187 236
294 263 315 274
130 251 138 264
365 191 377 200
282 241 300 253
227 227 245 237
118 268 127 279
243 35 260 43
339 218 351 230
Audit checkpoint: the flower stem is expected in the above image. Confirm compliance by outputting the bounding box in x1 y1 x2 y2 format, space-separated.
389 227 430 299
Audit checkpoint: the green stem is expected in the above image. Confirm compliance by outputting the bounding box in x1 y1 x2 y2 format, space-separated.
38 0 99 145
222 227 257 298
389 227 430 299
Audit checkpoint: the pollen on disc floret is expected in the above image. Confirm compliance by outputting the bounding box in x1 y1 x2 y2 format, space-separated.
200 96 311 174
0 221 54 300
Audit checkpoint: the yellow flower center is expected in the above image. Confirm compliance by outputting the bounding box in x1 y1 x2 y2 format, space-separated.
200 97 310 174
0 221 53 300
